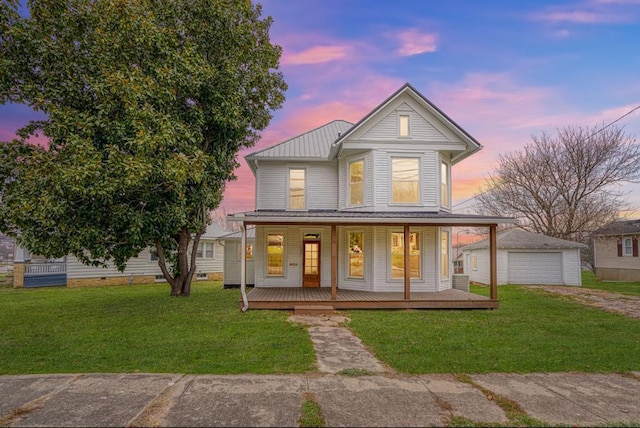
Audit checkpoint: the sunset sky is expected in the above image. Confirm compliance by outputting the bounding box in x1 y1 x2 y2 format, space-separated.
1 0 639 217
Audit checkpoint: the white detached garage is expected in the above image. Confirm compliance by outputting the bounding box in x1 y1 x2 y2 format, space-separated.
461 229 586 286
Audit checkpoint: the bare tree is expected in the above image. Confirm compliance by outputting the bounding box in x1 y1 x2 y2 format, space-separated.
476 124 640 243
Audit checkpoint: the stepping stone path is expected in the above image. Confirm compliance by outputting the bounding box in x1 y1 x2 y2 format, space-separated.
288 314 389 374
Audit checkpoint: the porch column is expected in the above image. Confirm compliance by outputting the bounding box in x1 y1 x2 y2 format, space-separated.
404 225 411 300
331 224 337 300
240 223 249 312
489 225 497 300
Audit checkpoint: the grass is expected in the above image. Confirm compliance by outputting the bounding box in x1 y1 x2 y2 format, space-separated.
298 392 326 427
0 281 315 375
581 270 640 295
346 284 640 374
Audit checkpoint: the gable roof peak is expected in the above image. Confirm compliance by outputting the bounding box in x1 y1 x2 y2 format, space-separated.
330 82 482 163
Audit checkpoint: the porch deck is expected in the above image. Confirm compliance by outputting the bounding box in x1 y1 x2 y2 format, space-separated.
243 287 498 310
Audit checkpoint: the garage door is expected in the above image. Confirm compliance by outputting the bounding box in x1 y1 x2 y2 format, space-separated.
508 252 562 285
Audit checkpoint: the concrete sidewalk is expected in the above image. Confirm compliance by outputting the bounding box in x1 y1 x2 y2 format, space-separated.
1 372 639 427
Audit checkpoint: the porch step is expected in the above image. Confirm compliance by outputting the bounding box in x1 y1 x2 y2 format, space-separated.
294 305 335 315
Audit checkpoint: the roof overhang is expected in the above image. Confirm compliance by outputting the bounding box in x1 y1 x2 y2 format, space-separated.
228 210 517 226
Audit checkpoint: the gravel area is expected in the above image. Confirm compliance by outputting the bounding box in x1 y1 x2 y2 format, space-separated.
527 286 640 319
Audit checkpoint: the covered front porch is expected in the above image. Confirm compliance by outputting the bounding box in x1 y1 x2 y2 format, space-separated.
229 210 516 311
243 286 497 310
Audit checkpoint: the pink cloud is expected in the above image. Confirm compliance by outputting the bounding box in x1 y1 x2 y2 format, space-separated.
536 10 604 23
395 29 438 56
281 45 351 65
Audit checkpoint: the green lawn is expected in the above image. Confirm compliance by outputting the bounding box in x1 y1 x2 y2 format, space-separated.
0 282 315 375
347 284 640 374
581 270 640 295
3 278 640 375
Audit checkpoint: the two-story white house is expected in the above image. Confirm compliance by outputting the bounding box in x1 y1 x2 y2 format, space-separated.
229 83 514 310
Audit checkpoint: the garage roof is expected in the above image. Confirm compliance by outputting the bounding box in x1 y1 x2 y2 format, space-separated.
461 228 587 250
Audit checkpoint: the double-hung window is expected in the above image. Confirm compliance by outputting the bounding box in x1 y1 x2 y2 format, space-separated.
441 162 449 208
390 231 421 279
623 237 633 256
391 158 419 204
349 160 364 206
197 241 215 259
289 168 306 210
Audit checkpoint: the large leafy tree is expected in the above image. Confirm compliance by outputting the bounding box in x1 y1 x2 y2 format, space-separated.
476 124 640 243
0 0 286 296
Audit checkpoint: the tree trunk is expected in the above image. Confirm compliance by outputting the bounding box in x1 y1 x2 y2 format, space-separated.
155 226 204 297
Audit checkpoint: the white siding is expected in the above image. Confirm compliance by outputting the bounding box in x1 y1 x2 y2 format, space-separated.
67 248 162 279
194 240 224 278
256 162 286 210
422 151 437 207
361 102 448 141
66 240 223 280
307 161 338 210
464 248 581 286
223 240 255 286
255 225 447 291
562 249 582 286
254 225 332 288
424 227 438 291
256 161 337 211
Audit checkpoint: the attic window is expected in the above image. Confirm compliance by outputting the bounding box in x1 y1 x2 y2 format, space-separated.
399 115 409 137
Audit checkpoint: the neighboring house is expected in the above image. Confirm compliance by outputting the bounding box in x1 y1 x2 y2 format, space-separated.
592 219 640 281
229 83 515 310
13 223 226 288
221 228 256 289
461 228 586 286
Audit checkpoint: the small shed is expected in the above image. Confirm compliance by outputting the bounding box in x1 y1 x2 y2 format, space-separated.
221 228 255 289
461 229 586 286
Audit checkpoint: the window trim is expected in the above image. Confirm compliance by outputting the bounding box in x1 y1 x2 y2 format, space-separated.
472 255 478 271
390 156 421 205
348 159 365 207
287 167 307 211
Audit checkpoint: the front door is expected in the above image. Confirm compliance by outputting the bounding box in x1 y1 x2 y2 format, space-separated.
303 240 321 287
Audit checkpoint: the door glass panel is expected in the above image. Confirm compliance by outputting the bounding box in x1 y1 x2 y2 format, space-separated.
304 243 319 275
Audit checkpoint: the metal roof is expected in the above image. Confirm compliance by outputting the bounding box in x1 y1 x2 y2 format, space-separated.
202 222 228 239
245 120 353 166
219 227 256 240
228 210 516 226
592 219 640 236
461 228 587 251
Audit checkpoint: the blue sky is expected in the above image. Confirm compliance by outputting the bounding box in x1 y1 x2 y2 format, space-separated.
2 0 639 216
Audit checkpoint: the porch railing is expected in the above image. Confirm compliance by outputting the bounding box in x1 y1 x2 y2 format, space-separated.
25 262 67 275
